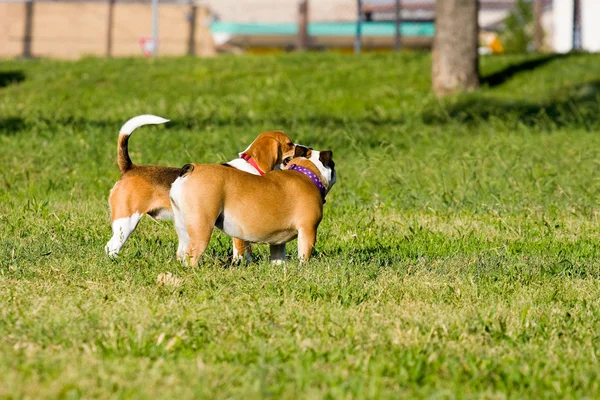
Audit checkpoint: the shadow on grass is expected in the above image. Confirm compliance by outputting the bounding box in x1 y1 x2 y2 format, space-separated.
0 114 408 136
423 80 600 129
165 114 410 134
0 71 25 88
1 52 596 135
481 53 568 87
0 117 26 136
0 117 119 136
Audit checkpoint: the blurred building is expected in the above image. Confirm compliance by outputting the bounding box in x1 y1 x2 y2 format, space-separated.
1 0 598 58
201 0 547 53
201 0 433 52
203 0 600 54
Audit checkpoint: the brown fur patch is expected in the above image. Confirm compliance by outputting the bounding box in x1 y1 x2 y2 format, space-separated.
109 165 180 219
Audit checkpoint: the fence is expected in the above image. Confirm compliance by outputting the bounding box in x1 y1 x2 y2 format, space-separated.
2 0 597 59
206 0 359 53
203 0 553 54
205 0 430 53
358 0 555 53
0 0 216 59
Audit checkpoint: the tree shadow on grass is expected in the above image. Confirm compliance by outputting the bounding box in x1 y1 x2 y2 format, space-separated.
0 71 25 88
166 113 406 130
0 117 121 137
423 80 600 130
424 52 600 129
0 113 409 138
481 53 569 88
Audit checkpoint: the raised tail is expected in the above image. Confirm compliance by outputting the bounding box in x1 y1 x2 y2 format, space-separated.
117 114 170 174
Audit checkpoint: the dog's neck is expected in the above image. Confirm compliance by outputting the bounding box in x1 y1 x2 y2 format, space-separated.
227 157 264 175
239 153 265 175
237 137 279 174
286 159 330 200
289 164 327 198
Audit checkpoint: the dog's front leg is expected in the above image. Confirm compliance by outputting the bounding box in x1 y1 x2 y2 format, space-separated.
297 228 316 262
269 243 286 264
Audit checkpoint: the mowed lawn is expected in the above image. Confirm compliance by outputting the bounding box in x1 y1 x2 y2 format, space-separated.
1 52 600 398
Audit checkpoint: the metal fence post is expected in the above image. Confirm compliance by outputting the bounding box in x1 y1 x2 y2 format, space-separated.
355 0 362 54
572 0 581 50
533 0 543 51
187 1 197 56
23 0 34 58
394 0 402 51
106 0 115 57
297 0 309 50
152 0 159 56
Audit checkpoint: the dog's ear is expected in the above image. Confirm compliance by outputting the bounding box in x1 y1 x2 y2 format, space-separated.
251 137 279 173
319 150 333 167
294 145 310 158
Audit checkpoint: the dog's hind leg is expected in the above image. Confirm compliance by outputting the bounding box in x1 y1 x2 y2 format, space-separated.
297 228 317 262
171 203 189 261
105 212 142 257
184 222 214 266
269 243 286 264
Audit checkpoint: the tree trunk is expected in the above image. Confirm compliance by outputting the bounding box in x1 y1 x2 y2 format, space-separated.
432 0 479 96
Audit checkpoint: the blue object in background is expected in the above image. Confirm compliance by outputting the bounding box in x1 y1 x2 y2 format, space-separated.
210 21 435 38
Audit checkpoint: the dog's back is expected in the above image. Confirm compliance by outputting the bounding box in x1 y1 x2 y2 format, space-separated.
173 163 324 220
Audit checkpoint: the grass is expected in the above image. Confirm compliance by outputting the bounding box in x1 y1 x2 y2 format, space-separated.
1 51 600 398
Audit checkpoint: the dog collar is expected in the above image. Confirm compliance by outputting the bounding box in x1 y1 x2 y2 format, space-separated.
288 164 327 198
240 153 265 175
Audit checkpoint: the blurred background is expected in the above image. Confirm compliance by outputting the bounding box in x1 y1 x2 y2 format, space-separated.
0 0 597 59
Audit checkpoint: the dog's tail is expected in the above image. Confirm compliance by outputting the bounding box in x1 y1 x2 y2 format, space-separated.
117 114 170 174
179 163 194 177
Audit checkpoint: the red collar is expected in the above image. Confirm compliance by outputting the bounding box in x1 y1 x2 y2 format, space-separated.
240 153 265 175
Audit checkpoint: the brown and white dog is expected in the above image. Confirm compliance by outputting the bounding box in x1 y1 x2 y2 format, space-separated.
169 148 336 266
105 114 297 257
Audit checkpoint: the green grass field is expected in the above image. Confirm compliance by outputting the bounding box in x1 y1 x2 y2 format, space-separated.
1 52 600 398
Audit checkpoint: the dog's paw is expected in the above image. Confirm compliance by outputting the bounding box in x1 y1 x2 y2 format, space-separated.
105 245 119 258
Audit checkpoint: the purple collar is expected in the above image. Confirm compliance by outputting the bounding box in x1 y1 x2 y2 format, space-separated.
288 164 327 199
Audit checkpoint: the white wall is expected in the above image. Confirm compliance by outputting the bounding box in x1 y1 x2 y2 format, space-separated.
553 0 574 52
581 0 600 52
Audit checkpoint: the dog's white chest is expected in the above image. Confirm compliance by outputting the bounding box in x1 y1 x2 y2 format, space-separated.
219 214 244 239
